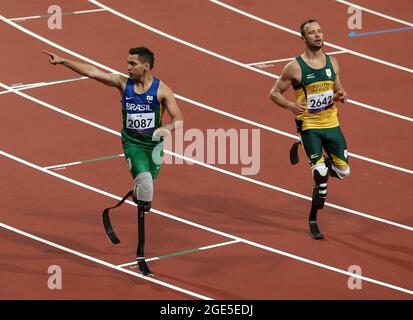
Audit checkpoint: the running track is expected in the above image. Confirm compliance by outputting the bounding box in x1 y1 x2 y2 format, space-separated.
0 0 412 299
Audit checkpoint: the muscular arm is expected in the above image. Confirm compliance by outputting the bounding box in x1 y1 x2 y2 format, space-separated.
330 56 348 103
43 50 127 94
269 61 306 115
154 81 183 136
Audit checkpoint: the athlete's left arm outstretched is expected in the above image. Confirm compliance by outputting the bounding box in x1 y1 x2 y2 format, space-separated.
153 81 184 138
330 56 348 103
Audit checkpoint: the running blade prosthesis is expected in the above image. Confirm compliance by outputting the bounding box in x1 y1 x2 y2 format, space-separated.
309 187 323 240
309 169 329 239
102 191 154 276
289 140 301 165
137 257 153 277
137 210 153 276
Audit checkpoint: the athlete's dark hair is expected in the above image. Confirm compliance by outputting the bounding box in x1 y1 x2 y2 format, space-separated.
129 47 155 69
300 19 318 36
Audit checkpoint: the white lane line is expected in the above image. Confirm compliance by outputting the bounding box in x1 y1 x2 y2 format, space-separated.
0 149 411 296
0 221 212 300
335 0 413 27
208 0 413 74
117 240 241 268
43 160 82 170
43 153 125 170
247 51 348 66
1 81 411 232
0 77 89 95
73 8 107 15
200 239 241 250
1 15 412 170
84 2 413 123
9 8 106 22
87 1 276 78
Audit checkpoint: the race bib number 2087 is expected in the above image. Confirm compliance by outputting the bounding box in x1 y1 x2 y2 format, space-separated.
307 91 334 113
126 112 155 130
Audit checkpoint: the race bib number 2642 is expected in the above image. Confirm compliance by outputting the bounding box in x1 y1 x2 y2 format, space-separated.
307 91 334 113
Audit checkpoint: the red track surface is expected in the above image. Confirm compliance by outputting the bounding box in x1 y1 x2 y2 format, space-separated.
1 1 412 299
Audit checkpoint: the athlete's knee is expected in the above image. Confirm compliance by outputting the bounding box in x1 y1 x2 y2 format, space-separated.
133 172 154 212
312 162 328 177
330 164 350 179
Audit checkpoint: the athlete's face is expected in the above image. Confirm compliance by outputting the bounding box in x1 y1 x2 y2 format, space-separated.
302 22 324 50
127 54 150 79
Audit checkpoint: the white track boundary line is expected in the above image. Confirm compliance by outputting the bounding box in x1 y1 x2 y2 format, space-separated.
0 149 411 296
248 50 347 66
1 15 412 173
9 8 106 22
208 0 413 74
86 2 413 123
1 81 411 232
118 240 241 268
42 153 125 170
0 221 212 300
335 0 413 27
0 77 89 95
43 160 82 170
86 1 276 78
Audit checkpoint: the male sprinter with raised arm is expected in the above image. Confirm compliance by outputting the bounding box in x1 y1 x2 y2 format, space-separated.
269 19 350 239
43 47 183 274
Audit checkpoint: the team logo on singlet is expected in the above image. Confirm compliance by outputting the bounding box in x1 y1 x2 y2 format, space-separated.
146 95 154 101
326 69 332 78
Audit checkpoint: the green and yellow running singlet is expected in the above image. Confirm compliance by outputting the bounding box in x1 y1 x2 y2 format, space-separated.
293 54 339 131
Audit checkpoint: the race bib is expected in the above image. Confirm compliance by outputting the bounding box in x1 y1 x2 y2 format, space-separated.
307 91 334 113
126 112 155 130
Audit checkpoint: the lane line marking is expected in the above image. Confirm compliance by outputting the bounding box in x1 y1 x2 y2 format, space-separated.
84 2 413 123
43 153 124 170
0 221 212 300
117 240 241 268
1 81 411 231
335 0 413 27
208 0 413 74
0 76 89 95
9 8 106 22
0 149 411 296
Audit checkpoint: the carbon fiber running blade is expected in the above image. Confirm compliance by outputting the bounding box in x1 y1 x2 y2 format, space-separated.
309 220 324 240
138 259 154 277
102 210 120 244
309 188 323 240
289 141 300 165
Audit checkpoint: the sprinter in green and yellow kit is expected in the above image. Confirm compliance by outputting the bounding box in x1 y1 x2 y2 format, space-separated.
269 20 350 231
